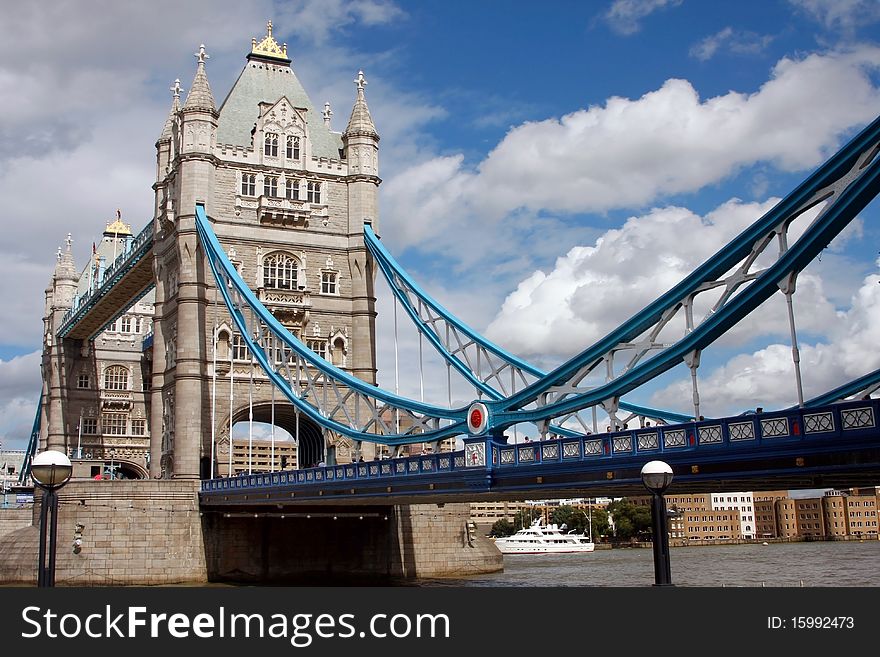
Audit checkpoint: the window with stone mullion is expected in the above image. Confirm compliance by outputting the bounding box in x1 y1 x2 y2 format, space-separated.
286 136 300 160
264 132 278 157
264 175 278 198
263 253 298 290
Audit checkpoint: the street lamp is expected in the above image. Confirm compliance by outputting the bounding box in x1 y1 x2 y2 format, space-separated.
641 460 673 587
31 450 72 587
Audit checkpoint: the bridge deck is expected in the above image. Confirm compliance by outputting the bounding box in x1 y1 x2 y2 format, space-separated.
200 398 880 507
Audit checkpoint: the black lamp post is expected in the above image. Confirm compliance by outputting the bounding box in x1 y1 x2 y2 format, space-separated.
641 460 674 586
31 450 73 587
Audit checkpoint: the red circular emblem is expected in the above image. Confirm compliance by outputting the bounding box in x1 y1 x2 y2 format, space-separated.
469 408 483 428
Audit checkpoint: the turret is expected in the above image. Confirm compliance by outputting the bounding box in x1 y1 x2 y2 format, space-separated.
179 45 218 156
342 71 380 233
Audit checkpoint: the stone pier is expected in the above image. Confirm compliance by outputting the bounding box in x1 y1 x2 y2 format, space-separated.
0 481 501 585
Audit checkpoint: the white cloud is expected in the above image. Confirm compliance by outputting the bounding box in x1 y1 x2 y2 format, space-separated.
689 27 775 61
0 351 41 451
789 0 880 32
277 0 405 44
650 260 880 414
604 0 683 35
381 47 880 257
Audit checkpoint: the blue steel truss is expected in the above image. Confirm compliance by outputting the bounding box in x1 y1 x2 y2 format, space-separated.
803 368 880 408
364 223 692 432
196 204 469 445
18 393 41 484
482 113 880 430
195 113 880 446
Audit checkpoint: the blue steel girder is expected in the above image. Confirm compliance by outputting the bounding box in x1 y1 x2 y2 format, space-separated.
803 367 880 408
364 224 692 435
483 113 880 430
196 204 468 446
57 221 155 340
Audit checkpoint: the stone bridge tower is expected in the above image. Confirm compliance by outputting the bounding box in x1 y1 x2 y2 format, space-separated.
151 23 380 479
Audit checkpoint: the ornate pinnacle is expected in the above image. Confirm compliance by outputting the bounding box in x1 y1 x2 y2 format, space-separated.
195 44 209 65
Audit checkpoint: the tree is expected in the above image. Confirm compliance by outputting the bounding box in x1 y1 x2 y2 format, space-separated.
607 499 652 541
490 518 515 537
550 505 610 541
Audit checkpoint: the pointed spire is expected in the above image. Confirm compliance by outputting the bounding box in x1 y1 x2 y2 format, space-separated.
53 234 77 281
183 44 216 111
159 78 183 140
344 71 378 139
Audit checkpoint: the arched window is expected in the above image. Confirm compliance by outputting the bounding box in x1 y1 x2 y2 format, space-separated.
263 252 299 290
286 178 299 200
286 136 300 160
104 365 130 391
307 181 322 204
264 132 278 157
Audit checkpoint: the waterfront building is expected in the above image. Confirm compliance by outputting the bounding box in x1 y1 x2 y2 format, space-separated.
682 509 742 542
230 437 299 473
711 492 756 539
754 499 778 538
821 494 849 537
0 450 28 504
843 493 878 537
794 498 824 538
775 498 799 538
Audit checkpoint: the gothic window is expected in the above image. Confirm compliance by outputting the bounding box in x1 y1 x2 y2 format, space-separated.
120 316 132 333
307 181 322 204
321 271 338 295
103 365 129 391
264 175 278 197
77 373 90 389
263 252 299 290
241 173 256 196
264 132 278 156
131 419 146 436
232 334 249 361
101 412 127 435
307 339 328 360
286 136 300 160
286 178 299 200
82 418 98 434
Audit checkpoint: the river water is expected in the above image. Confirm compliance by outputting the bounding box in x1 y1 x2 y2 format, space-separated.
419 541 880 587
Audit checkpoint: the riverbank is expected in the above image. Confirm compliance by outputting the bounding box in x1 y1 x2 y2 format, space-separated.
593 534 879 549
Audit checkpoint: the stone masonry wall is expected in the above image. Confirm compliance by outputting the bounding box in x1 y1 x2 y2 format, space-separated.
0 507 32 540
0 480 205 585
392 503 502 579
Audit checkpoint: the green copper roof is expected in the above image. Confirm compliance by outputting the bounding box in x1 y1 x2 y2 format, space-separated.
216 56 343 159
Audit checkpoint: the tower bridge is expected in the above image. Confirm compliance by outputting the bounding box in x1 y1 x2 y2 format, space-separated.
3 22 880 585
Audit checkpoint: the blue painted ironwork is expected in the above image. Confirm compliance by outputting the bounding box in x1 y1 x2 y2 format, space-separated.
201 398 880 500
364 224 692 431
802 367 880 408
196 204 468 445
18 393 42 484
490 113 880 428
57 221 154 339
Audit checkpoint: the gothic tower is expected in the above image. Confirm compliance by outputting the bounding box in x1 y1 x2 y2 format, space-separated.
150 23 380 478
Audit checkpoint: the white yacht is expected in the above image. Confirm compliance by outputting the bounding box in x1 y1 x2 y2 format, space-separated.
493 520 595 554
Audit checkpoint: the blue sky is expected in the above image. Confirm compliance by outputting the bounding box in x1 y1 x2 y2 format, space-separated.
1 0 880 450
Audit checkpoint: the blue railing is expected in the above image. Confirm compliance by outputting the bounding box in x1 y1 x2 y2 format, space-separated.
200 398 878 493
58 221 154 338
